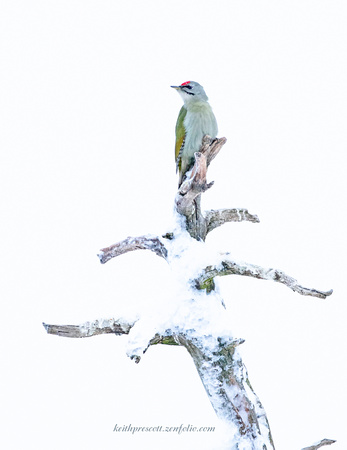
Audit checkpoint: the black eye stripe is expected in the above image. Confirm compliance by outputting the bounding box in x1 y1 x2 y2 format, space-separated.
182 87 195 95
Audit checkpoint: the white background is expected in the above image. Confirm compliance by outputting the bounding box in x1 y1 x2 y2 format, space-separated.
1 1 346 449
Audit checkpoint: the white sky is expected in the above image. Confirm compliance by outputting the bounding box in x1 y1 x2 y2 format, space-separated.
1 1 346 449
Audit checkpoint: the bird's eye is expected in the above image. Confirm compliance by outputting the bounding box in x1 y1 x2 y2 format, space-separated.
185 85 192 90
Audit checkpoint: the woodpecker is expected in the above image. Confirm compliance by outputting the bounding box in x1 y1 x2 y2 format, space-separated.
171 81 218 187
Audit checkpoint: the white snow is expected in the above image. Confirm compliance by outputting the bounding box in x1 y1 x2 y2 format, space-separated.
121 210 276 448
125 210 236 359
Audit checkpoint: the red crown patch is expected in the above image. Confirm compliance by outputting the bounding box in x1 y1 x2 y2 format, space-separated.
180 81 191 86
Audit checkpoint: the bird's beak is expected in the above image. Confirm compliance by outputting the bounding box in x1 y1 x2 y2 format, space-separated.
171 85 181 90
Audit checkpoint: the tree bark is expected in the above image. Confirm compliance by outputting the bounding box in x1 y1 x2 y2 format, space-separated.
301 439 336 450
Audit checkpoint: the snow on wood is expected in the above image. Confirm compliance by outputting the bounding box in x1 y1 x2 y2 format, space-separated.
43 135 334 450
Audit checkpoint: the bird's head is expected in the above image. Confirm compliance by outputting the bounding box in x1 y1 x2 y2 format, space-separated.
171 81 208 103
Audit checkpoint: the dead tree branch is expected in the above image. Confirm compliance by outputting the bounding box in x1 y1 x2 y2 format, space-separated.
43 319 134 338
202 135 228 167
301 439 336 450
195 258 333 299
175 136 227 240
176 334 274 447
98 235 168 264
44 133 334 449
175 151 213 217
43 316 270 445
206 208 260 234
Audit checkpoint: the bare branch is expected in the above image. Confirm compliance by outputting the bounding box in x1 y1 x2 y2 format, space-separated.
206 208 260 234
175 136 227 218
98 235 168 264
200 135 227 167
175 153 211 217
43 319 133 338
301 438 336 450
174 136 227 241
196 258 333 299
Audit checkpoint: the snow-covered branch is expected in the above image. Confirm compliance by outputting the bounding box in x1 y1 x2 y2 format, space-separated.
44 129 335 448
43 318 133 338
176 334 274 448
205 208 260 234
196 258 333 299
42 316 273 446
98 235 168 264
301 438 336 450
43 318 178 351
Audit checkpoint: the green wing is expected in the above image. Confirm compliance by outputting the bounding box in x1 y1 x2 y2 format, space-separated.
175 106 187 171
